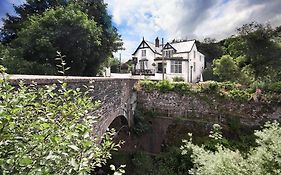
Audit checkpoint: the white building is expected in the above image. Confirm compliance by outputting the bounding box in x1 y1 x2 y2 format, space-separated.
132 37 205 83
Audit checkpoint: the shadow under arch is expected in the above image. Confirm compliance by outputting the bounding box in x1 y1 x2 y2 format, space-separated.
108 115 129 142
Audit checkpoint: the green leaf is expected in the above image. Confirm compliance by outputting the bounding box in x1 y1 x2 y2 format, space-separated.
19 157 33 166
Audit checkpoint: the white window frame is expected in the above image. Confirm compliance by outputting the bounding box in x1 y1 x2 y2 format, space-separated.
171 60 182 73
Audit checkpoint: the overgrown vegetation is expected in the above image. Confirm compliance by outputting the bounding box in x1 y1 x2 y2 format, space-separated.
198 22 281 84
138 80 281 103
181 121 281 175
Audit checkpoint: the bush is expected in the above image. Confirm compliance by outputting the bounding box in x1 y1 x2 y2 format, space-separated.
0 70 121 174
172 76 185 82
218 81 237 91
181 121 281 175
228 89 251 101
139 80 157 92
173 82 192 94
268 81 281 93
156 80 174 92
198 81 219 93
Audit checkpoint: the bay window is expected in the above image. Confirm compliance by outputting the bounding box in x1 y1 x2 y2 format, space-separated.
171 60 182 73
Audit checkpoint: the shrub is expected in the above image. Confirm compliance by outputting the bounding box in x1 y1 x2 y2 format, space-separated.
172 76 185 82
268 81 281 93
139 80 156 92
0 69 121 174
181 121 281 175
156 80 174 92
173 82 191 94
228 89 251 101
249 80 268 93
199 81 219 93
218 81 237 91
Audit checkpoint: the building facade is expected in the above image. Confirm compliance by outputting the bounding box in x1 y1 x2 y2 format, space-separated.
132 37 205 83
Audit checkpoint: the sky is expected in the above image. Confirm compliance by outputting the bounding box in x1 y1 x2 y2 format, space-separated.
1 0 281 61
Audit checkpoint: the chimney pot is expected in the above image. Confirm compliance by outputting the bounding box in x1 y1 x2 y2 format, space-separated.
155 37 159 47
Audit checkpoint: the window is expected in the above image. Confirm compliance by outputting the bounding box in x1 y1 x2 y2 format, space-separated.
157 63 163 73
194 50 196 58
171 60 182 73
140 60 147 70
141 50 146 57
164 50 173 58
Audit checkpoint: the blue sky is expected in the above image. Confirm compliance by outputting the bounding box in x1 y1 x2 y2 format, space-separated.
1 0 281 61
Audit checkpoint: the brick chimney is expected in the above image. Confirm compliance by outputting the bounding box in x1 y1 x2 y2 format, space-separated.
155 37 159 47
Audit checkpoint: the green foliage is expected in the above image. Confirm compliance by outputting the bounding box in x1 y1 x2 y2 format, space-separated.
213 55 242 82
227 22 281 80
132 108 151 136
173 82 192 93
1 1 122 76
12 4 102 75
131 152 154 175
198 81 219 93
268 81 281 93
196 38 224 64
181 121 281 175
172 76 185 82
151 147 193 175
155 80 174 92
140 80 192 94
204 124 230 152
139 80 157 92
227 89 251 101
0 69 121 174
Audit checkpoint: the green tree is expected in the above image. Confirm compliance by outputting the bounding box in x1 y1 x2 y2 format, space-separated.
0 66 123 174
1 0 122 76
213 55 241 82
11 4 102 75
181 122 281 175
0 0 67 44
224 22 281 80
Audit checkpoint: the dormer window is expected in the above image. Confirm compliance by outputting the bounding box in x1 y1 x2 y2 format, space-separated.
164 50 173 58
142 50 146 57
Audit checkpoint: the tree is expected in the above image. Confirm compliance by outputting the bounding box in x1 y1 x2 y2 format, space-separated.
0 65 123 174
11 4 102 75
0 0 68 44
181 121 281 175
196 39 224 65
212 55 241 82
1 0 122 76
75 0 123 75
224 22 281 80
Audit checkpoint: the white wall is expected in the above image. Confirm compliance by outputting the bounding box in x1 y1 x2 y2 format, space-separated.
134 46 157 70
132 41 205 83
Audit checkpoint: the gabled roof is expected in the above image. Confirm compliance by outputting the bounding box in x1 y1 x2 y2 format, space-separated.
145 40 162 54
132 39 162 55
170 40 195 53
162 42 177 51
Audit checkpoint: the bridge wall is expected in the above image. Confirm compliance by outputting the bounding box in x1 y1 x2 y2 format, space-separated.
9 75 138 137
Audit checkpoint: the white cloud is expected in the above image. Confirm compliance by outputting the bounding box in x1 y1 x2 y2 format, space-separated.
105 0 281 61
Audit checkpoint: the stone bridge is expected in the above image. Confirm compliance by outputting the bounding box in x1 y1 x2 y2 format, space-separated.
9 75 138 138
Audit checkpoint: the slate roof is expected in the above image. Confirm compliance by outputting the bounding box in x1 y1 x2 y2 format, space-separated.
145 40 162 54
169 40 195 53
